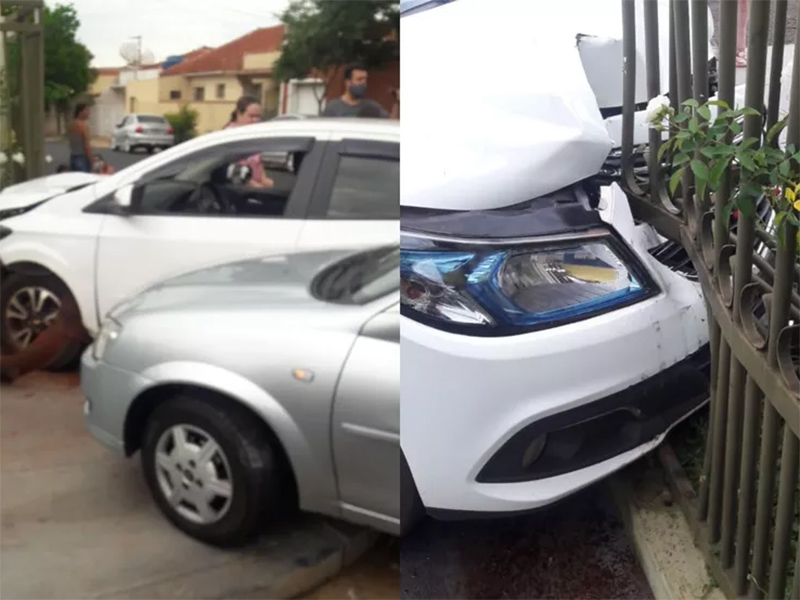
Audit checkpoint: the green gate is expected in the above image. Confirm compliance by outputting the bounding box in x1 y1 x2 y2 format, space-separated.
621 1 799 598
0 0 45 187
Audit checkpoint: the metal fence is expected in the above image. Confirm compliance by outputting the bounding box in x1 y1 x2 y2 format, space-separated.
0 0 45 186
620 0 799 598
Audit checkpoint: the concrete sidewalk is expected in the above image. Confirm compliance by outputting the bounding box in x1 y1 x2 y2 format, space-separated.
0 373 376 599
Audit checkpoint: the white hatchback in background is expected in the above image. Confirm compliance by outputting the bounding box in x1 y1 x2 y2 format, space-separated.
0 119 399 366
399 0 716 526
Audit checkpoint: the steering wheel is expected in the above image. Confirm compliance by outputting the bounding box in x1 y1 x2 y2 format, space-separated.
184 183 232 214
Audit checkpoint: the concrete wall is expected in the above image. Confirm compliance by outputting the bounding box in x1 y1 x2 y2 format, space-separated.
119 67 161 86
158 75 189 102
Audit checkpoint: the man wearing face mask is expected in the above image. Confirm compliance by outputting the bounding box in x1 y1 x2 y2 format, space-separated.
322 64 390 118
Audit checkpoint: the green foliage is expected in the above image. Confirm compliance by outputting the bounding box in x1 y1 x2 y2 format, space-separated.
272 0 399 108
42 3 96 107
653 98 800 256
164 104 198 144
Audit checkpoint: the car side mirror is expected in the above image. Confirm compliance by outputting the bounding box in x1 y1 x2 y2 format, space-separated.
111 184 134 214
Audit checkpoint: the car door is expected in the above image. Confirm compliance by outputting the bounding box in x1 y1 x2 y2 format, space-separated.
296 137 399 251
331 303 400 531
90 134 325 323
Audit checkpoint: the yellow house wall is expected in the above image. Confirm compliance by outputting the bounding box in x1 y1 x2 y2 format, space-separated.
159 75 190 103
242 51 280 71
188 75 243 103
89 73 117 96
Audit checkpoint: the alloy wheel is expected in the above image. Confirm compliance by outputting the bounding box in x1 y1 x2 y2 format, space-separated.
4 286 61 349
154 424 234 525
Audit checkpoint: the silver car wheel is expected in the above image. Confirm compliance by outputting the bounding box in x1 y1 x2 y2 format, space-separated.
5 286 61 348
154 424 234 525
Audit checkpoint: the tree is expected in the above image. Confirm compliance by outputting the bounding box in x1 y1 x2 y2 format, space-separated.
1 3 96 134
273 0 399 114
41 3 96 132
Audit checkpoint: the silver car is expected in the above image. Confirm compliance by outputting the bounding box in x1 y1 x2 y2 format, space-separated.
111 114 175 154
81 246 399 547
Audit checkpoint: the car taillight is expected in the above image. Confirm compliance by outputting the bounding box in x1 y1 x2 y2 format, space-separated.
167 126 174 134
135 125 144 133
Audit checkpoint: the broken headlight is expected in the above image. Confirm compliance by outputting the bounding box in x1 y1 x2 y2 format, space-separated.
400 230 658 335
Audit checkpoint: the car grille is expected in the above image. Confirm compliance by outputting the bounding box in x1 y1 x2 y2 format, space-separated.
647 194 775 281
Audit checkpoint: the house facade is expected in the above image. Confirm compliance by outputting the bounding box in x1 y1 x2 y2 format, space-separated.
124 27 284 134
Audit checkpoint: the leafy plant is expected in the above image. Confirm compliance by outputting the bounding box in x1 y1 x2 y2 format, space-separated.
164 104 198 144
648 96 800 254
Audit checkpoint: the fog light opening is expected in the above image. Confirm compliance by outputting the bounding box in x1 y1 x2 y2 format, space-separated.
521 433 548 469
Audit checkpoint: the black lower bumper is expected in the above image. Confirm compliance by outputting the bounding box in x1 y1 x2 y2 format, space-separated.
478 344 711 483
403 344 710 522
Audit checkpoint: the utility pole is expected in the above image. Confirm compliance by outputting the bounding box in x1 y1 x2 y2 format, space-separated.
131 35 142 80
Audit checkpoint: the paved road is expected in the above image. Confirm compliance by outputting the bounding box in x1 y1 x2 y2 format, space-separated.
0 372 376 599
45 141 148 176
400 485 653 600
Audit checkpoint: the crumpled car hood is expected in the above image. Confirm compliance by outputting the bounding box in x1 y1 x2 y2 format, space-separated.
0 172 103 210
401 0 706 211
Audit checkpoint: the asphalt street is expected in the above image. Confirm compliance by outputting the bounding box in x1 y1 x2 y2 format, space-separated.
400 484 653 600
45 140 148 176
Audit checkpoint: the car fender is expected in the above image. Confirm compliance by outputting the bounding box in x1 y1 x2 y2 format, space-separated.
135 360 338 515
0 242 96 334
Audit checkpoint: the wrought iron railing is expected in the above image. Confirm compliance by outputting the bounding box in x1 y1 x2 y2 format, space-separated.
621 0 799 598
0 0 45 187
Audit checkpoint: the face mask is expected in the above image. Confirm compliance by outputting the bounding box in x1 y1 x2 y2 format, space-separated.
349 83 367 99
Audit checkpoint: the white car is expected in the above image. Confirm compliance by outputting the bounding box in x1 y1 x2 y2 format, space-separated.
399 0 718 524
0 119 399 367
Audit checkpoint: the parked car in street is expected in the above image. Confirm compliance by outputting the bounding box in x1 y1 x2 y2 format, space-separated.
0 119 399 367
82 245 399 546
111 114 175 154
399 0 722 526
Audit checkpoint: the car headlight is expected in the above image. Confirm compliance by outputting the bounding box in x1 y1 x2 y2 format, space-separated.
92 318 122 361
400 230 658 335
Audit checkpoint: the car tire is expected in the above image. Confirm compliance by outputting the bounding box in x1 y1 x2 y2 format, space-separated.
141 394 288 547
0 271 85 371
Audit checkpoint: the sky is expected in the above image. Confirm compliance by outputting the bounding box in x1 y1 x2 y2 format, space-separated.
63 0 290 67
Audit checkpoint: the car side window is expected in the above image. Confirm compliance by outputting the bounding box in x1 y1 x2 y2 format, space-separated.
326 155 399 220
131 137 316 219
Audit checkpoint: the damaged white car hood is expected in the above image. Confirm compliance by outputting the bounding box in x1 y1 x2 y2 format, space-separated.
401 0 709 211
0 172 103 210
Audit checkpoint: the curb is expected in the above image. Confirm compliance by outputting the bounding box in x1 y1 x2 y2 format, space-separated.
91 518 378 600
609 460 728 600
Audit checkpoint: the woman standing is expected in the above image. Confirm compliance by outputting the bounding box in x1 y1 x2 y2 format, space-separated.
225 95 274 189
66 104 92 172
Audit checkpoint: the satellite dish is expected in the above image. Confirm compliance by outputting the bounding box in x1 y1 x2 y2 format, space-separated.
119 41 156 66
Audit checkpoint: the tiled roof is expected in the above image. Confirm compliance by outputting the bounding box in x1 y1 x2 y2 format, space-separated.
95 67 121 76
162 26 284 76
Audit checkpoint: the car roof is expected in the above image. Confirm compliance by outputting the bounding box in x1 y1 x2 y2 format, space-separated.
181 117 399 146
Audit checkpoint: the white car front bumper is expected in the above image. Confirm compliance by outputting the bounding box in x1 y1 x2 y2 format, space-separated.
401 197 710 516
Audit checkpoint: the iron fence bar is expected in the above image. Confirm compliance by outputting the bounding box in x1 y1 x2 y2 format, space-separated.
644 0 665 199
669 0 678 108
621 0 645 198
708 331 731 541
792 538 800 600
734 376 763 594
713 0 738 269
673 0 695 218
768 427 799 600
720 356 744 566
734 0 770 321
765 0 788 135
690 0 709 228
697 301 718 521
